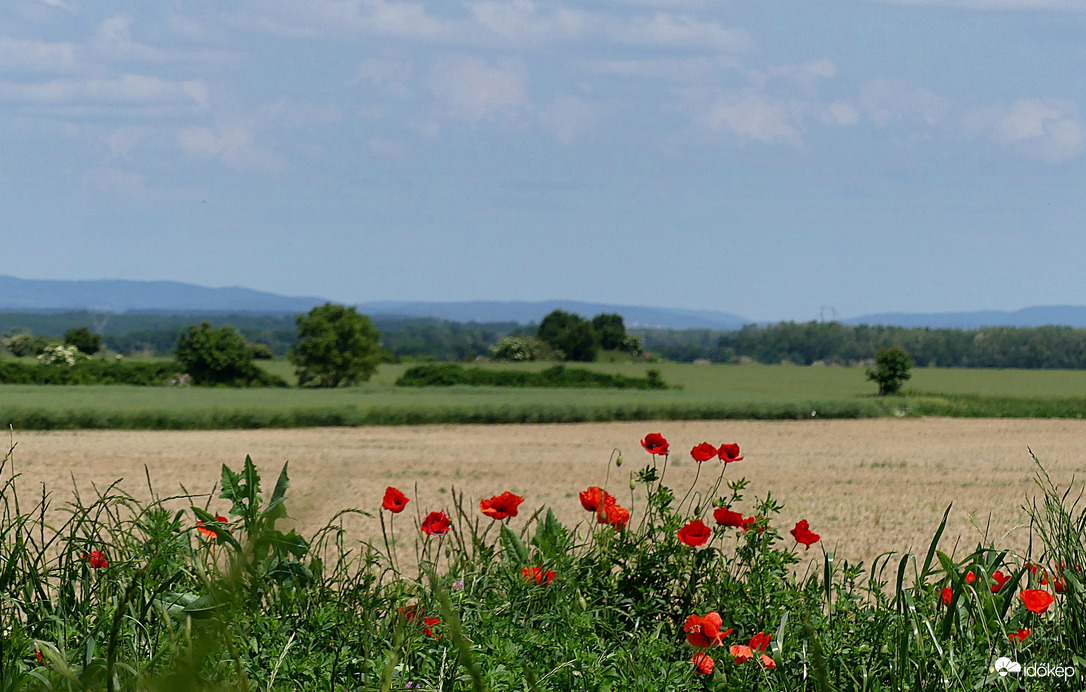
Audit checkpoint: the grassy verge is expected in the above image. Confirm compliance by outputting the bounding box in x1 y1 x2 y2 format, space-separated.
2 434 1083 690
1 364 1085 430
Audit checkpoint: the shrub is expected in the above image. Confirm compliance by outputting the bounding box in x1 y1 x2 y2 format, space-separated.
395 363 669 389
536 310 597 362
176 322 282 386
867 345 913 395
2 332 54 357
37 343 82 366
489 335 553 361
63 326 102 355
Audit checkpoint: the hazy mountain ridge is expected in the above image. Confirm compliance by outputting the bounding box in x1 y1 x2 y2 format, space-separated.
3 275 1086 330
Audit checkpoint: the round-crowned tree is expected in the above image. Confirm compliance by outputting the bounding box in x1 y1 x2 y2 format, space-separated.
175 322 260 386
536 310 597 362
867 345 913 395
289 303 382 387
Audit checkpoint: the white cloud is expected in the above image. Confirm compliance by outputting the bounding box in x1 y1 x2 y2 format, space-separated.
103 126 153 160
538 94 603 143
608 12 754 52
705 93 801 145
354 58 415 97
859 80 951 127
0 36 78 73
176 125 288 172
829 101 860 126
427 56 529 123
861 0 1086 10
0 74 209 108
467 0 589 42
964 98 1085 162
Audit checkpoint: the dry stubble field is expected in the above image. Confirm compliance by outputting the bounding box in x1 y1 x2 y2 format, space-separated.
8 419 1086 567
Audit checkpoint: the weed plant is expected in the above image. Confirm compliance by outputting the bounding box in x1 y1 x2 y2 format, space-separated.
1 432 1084 690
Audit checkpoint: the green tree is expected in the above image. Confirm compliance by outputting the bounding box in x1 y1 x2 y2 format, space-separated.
175 322 261 386
64 326 102 355
591 313 628 351
867 345 913 395
289 303 382 387
536 310 597 362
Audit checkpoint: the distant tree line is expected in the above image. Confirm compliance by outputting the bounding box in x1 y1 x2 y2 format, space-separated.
638 321 1086 369
7 310 1086 369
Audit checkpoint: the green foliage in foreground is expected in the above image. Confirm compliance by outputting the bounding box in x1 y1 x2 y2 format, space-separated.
396 363 668 390
2 436 1084 691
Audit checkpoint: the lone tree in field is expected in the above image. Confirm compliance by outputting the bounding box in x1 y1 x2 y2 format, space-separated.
64 326 101 355
175 322 260 386
867 345 913 395
290 303 382 387
536 310 597 362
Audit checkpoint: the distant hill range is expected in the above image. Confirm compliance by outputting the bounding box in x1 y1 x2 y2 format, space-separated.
2 274 1086 330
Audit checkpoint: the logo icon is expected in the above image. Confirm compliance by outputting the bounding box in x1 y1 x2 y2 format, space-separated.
994 657 1022 677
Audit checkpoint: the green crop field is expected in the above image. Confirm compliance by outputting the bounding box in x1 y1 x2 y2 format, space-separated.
1 361 1085 430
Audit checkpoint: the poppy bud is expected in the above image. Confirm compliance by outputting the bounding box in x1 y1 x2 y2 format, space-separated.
630 477 637 490
577 593 588 611
444 546 451 558
615 454 623 467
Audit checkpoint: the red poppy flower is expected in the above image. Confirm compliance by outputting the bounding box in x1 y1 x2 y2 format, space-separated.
35 649 45 664
789 520 820 550
522 566 556 585
941 587 953 605
1021 589 1054 614
197 515 230 539
991 570 1011 593
760 654 776 669
83 550 108 569
1028 563 1050 585
718 443 743 463
382 487 409 513
1009 628 1031 642
400 606 441 639
749 631 771 652
640 433 669 456
597 502 630 529
480 491 524 520
691 652 715 675
740 515 765 533
678 520 712 547
421 510 451 536
713 506 744 528
684 611 732 648
730 644 753 664
965 571 975 584
1053 576 1067 594
579 486 604 511
690 442 718 463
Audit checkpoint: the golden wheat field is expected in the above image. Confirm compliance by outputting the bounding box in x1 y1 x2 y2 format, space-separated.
7 419 1086 567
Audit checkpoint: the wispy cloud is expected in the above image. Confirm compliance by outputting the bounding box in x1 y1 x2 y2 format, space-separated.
176 124 288 172
964 98 1085 162
607 12 754 52
0 36 79 73
426 55 529 124
861 0 1086 9
538 93 602 143
0 74 208 107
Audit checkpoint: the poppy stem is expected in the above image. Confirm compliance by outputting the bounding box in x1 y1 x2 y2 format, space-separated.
677 462 702 514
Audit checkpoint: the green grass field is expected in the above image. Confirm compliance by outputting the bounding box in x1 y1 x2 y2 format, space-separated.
1 361 1085 429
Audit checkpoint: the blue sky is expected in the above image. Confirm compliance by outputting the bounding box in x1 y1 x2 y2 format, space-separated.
2 0 1084 321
